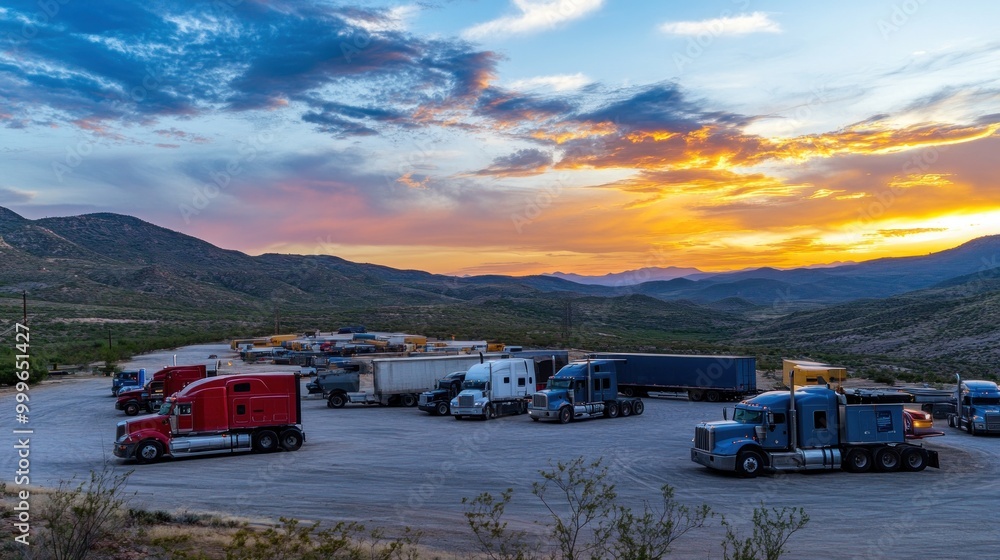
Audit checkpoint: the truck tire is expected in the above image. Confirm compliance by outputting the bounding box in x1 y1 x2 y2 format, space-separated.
947 415 955 428
328 393 347 408
279 429 303 451
605 401 619 418
253 430 278 453
736 450 764 478
632 400 644 415
621 387 636 398
843 448 872 473
401 394 418 407
874 447 900 472
135 440 163 464
688 389 704 402
558 406 573 424
705 390 721 402
124 401 141 416
900 448 927 472
483 404 495 420
436 402 449 416
620 402 632 417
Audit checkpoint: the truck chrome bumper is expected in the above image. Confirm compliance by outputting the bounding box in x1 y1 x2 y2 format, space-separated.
690 448 736 471
452 407 483 416
528 409 556 420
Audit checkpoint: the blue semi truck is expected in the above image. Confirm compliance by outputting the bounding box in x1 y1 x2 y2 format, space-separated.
690 376 941 477
528 359 644 423
592 353 757 401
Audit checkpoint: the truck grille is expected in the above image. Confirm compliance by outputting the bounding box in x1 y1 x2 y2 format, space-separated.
694 426 714 451
116 423 126 442
532 394 547 409
459 395 474 407
986 413 1000 431
418 394 429 406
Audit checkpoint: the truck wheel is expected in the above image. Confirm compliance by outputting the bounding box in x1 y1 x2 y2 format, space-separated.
558 407 573 424
900 448 927 472
328 393 347 408
436 402 449 416
947 415 955 428
279 429 303 451
843 448 872 473
874 448 900 472
253 430 278 453
631 400 644 415
620 402 632 417
605 401 619 418
688 390 704 402
135 440 163 464
705 391 721 403
621 387 636 397
483 404 494 420
736 450 763 478
124 401 140 416
401 394 418 407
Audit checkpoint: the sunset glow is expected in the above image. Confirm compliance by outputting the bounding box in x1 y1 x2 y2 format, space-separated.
2 2 999 275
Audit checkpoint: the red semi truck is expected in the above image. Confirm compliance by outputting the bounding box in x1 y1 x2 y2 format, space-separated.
115 365 208 416
113 373 304 463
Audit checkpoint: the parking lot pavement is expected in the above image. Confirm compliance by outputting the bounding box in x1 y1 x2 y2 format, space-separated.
2 345 997 558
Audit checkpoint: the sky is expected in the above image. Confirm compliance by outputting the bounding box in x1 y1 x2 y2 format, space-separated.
2 1 1000 276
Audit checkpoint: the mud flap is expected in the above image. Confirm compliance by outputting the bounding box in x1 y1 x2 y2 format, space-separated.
926 450 940 469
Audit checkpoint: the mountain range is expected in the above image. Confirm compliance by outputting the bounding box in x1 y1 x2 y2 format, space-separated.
2 206 999 378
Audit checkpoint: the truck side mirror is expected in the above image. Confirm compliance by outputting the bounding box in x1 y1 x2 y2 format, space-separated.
766 411 775 431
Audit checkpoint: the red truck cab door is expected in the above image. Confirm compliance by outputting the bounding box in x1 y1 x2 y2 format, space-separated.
170 403 194 434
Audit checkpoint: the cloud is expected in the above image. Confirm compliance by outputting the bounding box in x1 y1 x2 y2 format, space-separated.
870 228 948 238
0 187 34 204
472 148 553 177
659 12 782 36
462 0 604 40
508 73 591 92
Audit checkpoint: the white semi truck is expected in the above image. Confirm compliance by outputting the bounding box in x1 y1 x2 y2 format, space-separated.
451 358 535 419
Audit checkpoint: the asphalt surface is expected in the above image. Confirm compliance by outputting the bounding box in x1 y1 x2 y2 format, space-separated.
2 343 998 558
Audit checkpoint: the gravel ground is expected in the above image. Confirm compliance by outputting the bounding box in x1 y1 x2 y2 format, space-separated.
2 343 997 559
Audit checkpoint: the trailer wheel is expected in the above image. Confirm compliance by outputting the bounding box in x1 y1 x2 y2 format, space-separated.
736 450 763 478
621 387 636 398
401 394 418 407
631 400 644 415
900 448 927 472
436 402 449 416
620 402 633 417
558 406 573 424
843 448 872 473
327 393 347 408
124 401 140 416
279 429 303 452
705 391 721 403
874 448 900 472
688 390 704 402
605 401 619 418
253 430 278 453
135 440 163 464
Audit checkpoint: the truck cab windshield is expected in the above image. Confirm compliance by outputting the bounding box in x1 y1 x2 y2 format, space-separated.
463 380 488 390
157 402 173 415
549 379 572 390
733 408 763 424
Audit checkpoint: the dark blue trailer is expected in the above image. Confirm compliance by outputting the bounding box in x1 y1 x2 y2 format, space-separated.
592 353 757 402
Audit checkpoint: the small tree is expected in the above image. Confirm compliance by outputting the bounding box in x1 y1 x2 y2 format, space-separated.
607 484 713 560
462 488 537 560
36 465 135 560
531 457 617 560
722 504 809 560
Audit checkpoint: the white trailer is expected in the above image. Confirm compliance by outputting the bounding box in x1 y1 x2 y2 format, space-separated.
451 358 535 419
326 354 502 408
